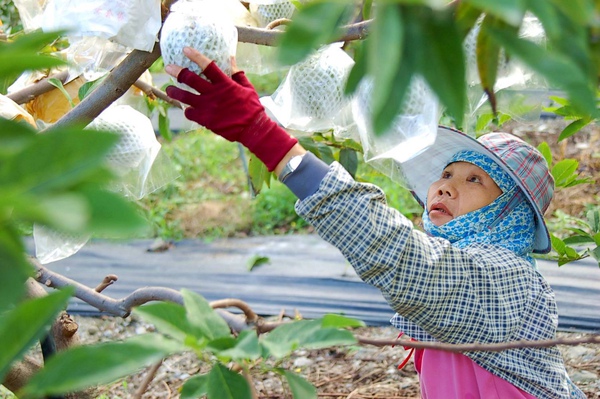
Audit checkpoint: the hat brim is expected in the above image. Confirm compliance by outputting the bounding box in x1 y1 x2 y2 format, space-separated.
401 126 551 254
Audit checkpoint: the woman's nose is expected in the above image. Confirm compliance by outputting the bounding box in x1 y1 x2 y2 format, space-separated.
437 182 455 197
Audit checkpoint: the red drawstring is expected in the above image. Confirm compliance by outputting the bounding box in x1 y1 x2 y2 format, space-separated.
392 332 416 370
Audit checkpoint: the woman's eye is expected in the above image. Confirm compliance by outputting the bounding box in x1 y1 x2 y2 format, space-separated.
441 171 451 179
468 176 482 183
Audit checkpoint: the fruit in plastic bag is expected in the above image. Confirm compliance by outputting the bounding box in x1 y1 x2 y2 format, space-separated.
160 0 238 77
87 104 160 170
288 45 352 120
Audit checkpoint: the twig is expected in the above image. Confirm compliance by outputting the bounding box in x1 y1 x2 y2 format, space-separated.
133 360 163 399
357 334 600 352
266 18 291 30
6 70 70 105
210 298 259 323
133 78 182 108
95 274 118 292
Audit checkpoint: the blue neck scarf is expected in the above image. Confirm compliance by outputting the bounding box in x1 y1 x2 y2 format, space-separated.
422 151 536 263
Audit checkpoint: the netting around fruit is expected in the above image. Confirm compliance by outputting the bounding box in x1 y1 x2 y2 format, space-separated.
160 0 238 84
247 0 296 28
261 43 355 135
86 104 176 200
352 76 440 187
33 224 90 265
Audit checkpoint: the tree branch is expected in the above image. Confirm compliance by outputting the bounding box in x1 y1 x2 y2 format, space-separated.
6 71 70 105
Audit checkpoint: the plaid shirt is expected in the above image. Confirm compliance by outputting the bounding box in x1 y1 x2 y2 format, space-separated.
295 163 585 399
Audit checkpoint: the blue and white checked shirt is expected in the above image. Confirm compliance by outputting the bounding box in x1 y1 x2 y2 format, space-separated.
294 162 585 399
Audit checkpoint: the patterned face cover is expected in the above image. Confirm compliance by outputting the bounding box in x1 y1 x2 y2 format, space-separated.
422 150 536 262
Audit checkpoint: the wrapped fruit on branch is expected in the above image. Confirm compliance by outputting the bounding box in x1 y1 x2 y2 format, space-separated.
261 43 355 135
247 0 297 28
160 0 238 78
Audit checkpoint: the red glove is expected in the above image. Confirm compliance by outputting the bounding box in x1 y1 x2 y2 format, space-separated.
166 62 298 171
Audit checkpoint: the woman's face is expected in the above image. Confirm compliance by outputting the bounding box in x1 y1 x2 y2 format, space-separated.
426 161 503 226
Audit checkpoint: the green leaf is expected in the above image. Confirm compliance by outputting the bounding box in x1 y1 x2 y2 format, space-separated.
248 153 270 195
78 187 149 236
78 76 106 101
0 128 119 194
277 1 354 65
536 142 553 167
0 288 74 383
247 254 270 271
158 110 172 141
180 374 210 399
345 32 367 96
0 227 32 311
558 118 591 142
207 363 252 399
413 7 466 128
182 289 232 341
321 314 365 329
548 0 595 25
133 302 194 343
283 371 317 399
587 210 600 233
47 78 75 108
261 319 356 359
551 234 566 255
465 0 525 25
369 4 404 122
563 235 595 246
214 330 261 362
0 30 67 76
0 118 37 157
338 148 358 178
22 334 183 397
485 26 599 118
551 159 579 187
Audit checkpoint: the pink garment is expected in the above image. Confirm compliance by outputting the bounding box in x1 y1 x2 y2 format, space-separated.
415 349 538 399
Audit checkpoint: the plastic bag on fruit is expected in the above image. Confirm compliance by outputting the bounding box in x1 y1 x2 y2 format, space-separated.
352 76 441 187
260 43 356 136
87 104 177 200
0 94 37 127
161 0 238 82
33 225 91 265
39 0 161 52
463 13 549 134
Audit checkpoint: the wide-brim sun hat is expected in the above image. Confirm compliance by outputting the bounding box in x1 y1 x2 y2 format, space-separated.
401 126 555 254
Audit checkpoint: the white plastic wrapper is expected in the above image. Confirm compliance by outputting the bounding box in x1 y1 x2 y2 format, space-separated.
40 0 161 52
464 14 549 133
353 76 441 185
261 43 355 134
247 0 297 28
160 0 238 79
33 224 90 265
87 104 176 199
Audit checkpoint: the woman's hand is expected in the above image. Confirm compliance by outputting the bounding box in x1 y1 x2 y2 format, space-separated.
164 47 299 172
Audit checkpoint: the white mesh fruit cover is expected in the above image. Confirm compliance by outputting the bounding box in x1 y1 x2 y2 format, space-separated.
87 104 175 199
463 14 548 133
160 0 238 78
353 76 440 186
261 43 355 134
247 0 296 28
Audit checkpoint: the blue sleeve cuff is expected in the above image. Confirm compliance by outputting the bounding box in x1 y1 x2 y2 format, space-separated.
283 152 330 200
